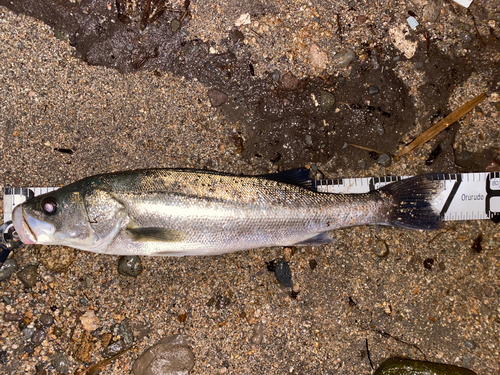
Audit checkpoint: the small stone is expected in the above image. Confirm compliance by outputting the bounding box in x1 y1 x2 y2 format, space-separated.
0 259 18 281
464 340 476 349
132 334 195 375
250 322 264 345
438 262 446 271
208 89 228 107
423 258 435 270
422 0 442 22
0 350 8 365
275 260 293 288
309 259 318 270
308 44 328 70
272 70 281 82
102 339 126 358
71 326 95 362
53 326 64 337
33 245 76 273
4 312 23 322
357 15 367 23
118 256 143 277
368 86 379 95
319 90 335 109
117 319 134 346
17 265 38 288
332 49 356 68
24 343 35 354
171 19 180 33
101 333 113 348
32 330 46 347
51 352 70 374
374 240 389 258
377 153 391 167
235 13 251 27
305 135 313 145
22 326 35 340
281 72 299 89
80 310 99 332
230 29 244 43
459 31 473 43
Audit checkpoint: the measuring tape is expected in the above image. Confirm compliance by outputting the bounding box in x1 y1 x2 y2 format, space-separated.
3 172 500 223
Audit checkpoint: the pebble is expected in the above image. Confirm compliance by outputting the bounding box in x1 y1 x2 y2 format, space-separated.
71 326 94 362
132 334 195 375
17 264 38 288
308 44 328 70
332 49 356 69
0 350 8 365
52 326 64 337
33 245 76 273
274 259 293 288
423 258 435 270
309 259 318 270
464 340 476 349
280 72 299 89
32 329 46 347
0 258 18 281
102 339 126 358
4 312 23 321
117 256 143 277
319 89 335 110
171 19 181 33
377 153 391 167
272 70 281 82
357 15 367 23
250 322 264 345
305 134 313 145
80 310 99 332
22 326 35 340
422 0 442 22
374 240 389 258
368 86 379 95
207 89 228 107
51 351 70 374
117 319 134 346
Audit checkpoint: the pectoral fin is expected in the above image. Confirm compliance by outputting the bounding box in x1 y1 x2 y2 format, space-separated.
125 227 188 242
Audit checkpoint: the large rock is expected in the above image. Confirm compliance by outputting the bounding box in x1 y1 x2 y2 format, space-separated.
133 334 195 375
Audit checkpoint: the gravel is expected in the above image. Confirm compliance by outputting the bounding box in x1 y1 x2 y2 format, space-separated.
0 2 499 374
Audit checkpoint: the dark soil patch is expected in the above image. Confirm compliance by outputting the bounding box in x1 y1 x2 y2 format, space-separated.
2 0 499 171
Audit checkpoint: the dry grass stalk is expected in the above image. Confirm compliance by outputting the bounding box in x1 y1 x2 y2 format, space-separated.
395 92 487 158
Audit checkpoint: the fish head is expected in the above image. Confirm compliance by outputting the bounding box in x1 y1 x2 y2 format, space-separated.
12 179 126 251
12 183 99 248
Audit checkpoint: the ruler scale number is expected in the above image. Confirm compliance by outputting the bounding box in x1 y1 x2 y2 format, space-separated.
3 173 500 223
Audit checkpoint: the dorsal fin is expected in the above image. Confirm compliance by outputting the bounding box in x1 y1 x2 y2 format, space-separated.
260 168 316 191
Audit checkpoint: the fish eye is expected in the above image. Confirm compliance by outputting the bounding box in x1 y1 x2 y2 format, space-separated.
41 197 58 215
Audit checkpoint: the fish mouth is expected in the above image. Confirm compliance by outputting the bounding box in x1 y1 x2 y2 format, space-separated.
12 205 37 245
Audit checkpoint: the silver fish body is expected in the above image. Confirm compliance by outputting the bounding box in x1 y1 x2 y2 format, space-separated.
12 168 444 256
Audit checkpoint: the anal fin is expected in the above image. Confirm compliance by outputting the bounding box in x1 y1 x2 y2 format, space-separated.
292 232 334 246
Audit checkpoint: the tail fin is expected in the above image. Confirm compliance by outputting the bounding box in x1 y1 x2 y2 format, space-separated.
379 173 445 230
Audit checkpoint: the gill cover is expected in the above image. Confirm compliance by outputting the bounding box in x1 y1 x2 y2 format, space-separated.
83 189 128 250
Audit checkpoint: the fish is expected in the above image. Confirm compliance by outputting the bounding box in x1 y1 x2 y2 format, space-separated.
12 168 445 256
